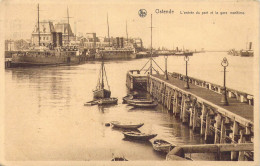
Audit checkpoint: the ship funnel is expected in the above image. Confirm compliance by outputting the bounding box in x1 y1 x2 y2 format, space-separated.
249 42 252 50
116 37 120 48
120 37 124 48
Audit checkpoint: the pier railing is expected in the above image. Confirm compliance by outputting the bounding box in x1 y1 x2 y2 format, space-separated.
169 72 254 106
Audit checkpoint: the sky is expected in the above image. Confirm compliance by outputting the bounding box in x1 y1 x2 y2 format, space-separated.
0 0 259 50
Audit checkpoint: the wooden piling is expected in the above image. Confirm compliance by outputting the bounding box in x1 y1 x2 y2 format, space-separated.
220 119 226 144
192 106 198 131
214 114 222 144
205 113 210 141
200 104 206 136
189 107 193 128
231 121 239 161
238 130 246 161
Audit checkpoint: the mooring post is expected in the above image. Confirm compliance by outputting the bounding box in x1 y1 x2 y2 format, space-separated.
231 121 239 161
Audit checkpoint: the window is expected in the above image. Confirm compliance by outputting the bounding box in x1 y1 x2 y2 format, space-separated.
46 37 48 40
43 37 45 40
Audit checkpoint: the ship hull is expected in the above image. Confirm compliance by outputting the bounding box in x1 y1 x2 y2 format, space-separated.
96 50 136 60
11 51 87 67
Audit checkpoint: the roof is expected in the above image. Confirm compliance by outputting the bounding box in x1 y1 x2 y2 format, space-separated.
54 23 74 36
32 21 55 34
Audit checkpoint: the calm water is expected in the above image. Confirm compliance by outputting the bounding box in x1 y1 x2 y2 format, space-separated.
4 52 253 161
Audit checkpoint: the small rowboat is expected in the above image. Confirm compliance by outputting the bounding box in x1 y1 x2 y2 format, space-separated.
111 157 128 161
123 131 157 141
97 98 118 105
128 101 158 108
152 139 175 153
84 100 98 106
127 99 154 104
110 121 144 129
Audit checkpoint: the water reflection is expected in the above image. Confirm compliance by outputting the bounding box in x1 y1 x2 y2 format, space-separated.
5 53 251 161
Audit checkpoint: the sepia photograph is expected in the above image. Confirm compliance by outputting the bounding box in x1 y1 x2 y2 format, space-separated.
0 0 259 165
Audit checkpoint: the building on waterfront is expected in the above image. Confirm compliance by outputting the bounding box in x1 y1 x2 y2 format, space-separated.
31 21 76 47
79 33 143 51
5 39 30 51
31 21 55 46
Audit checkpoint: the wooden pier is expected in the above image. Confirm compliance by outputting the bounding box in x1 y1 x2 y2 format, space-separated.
126 70 254 161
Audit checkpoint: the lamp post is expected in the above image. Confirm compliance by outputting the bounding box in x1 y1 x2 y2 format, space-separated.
164 55 168 80
221 57 229 106
184 55 190 89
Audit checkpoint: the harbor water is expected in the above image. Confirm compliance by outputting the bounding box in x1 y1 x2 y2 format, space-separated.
4 52 253 161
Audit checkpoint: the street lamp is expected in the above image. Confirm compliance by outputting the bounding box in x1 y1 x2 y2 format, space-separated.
221 57 229 106
184 55 190 89
164 55 168 80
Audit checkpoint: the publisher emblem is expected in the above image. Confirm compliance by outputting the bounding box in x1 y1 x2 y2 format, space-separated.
138 9 147 17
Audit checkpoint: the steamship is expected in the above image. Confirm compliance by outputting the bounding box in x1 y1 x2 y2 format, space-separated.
95 15 136 60
228 42 254 57
11 5 86 67
95 37 136 60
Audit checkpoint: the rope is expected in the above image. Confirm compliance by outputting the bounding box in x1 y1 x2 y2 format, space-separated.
140 59 150 71
103 65 110 90
152 58 165 73
96 64 102 89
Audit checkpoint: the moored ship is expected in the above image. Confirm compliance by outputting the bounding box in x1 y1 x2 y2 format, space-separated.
11 46 85 67
95 15 136 60
228 42 254 57
10 4 86 67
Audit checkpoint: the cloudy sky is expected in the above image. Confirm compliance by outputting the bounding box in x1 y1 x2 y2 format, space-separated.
1 0 258 50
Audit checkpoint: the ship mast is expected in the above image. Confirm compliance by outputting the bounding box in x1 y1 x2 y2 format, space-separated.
67 6 70 44
37 4 40 46
150 14 153 74
101 60 104 89
107 13 110 47
126 20 128 44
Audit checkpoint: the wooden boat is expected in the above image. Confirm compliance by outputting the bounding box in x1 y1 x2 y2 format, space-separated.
93 54 111 100
84 100 98 106
111 157 128 161
123 131 157 141
152 139 175 153
97 98 118 105
127 99 154 104
122 94 133 104
128 101 158 108
110 121 144 129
